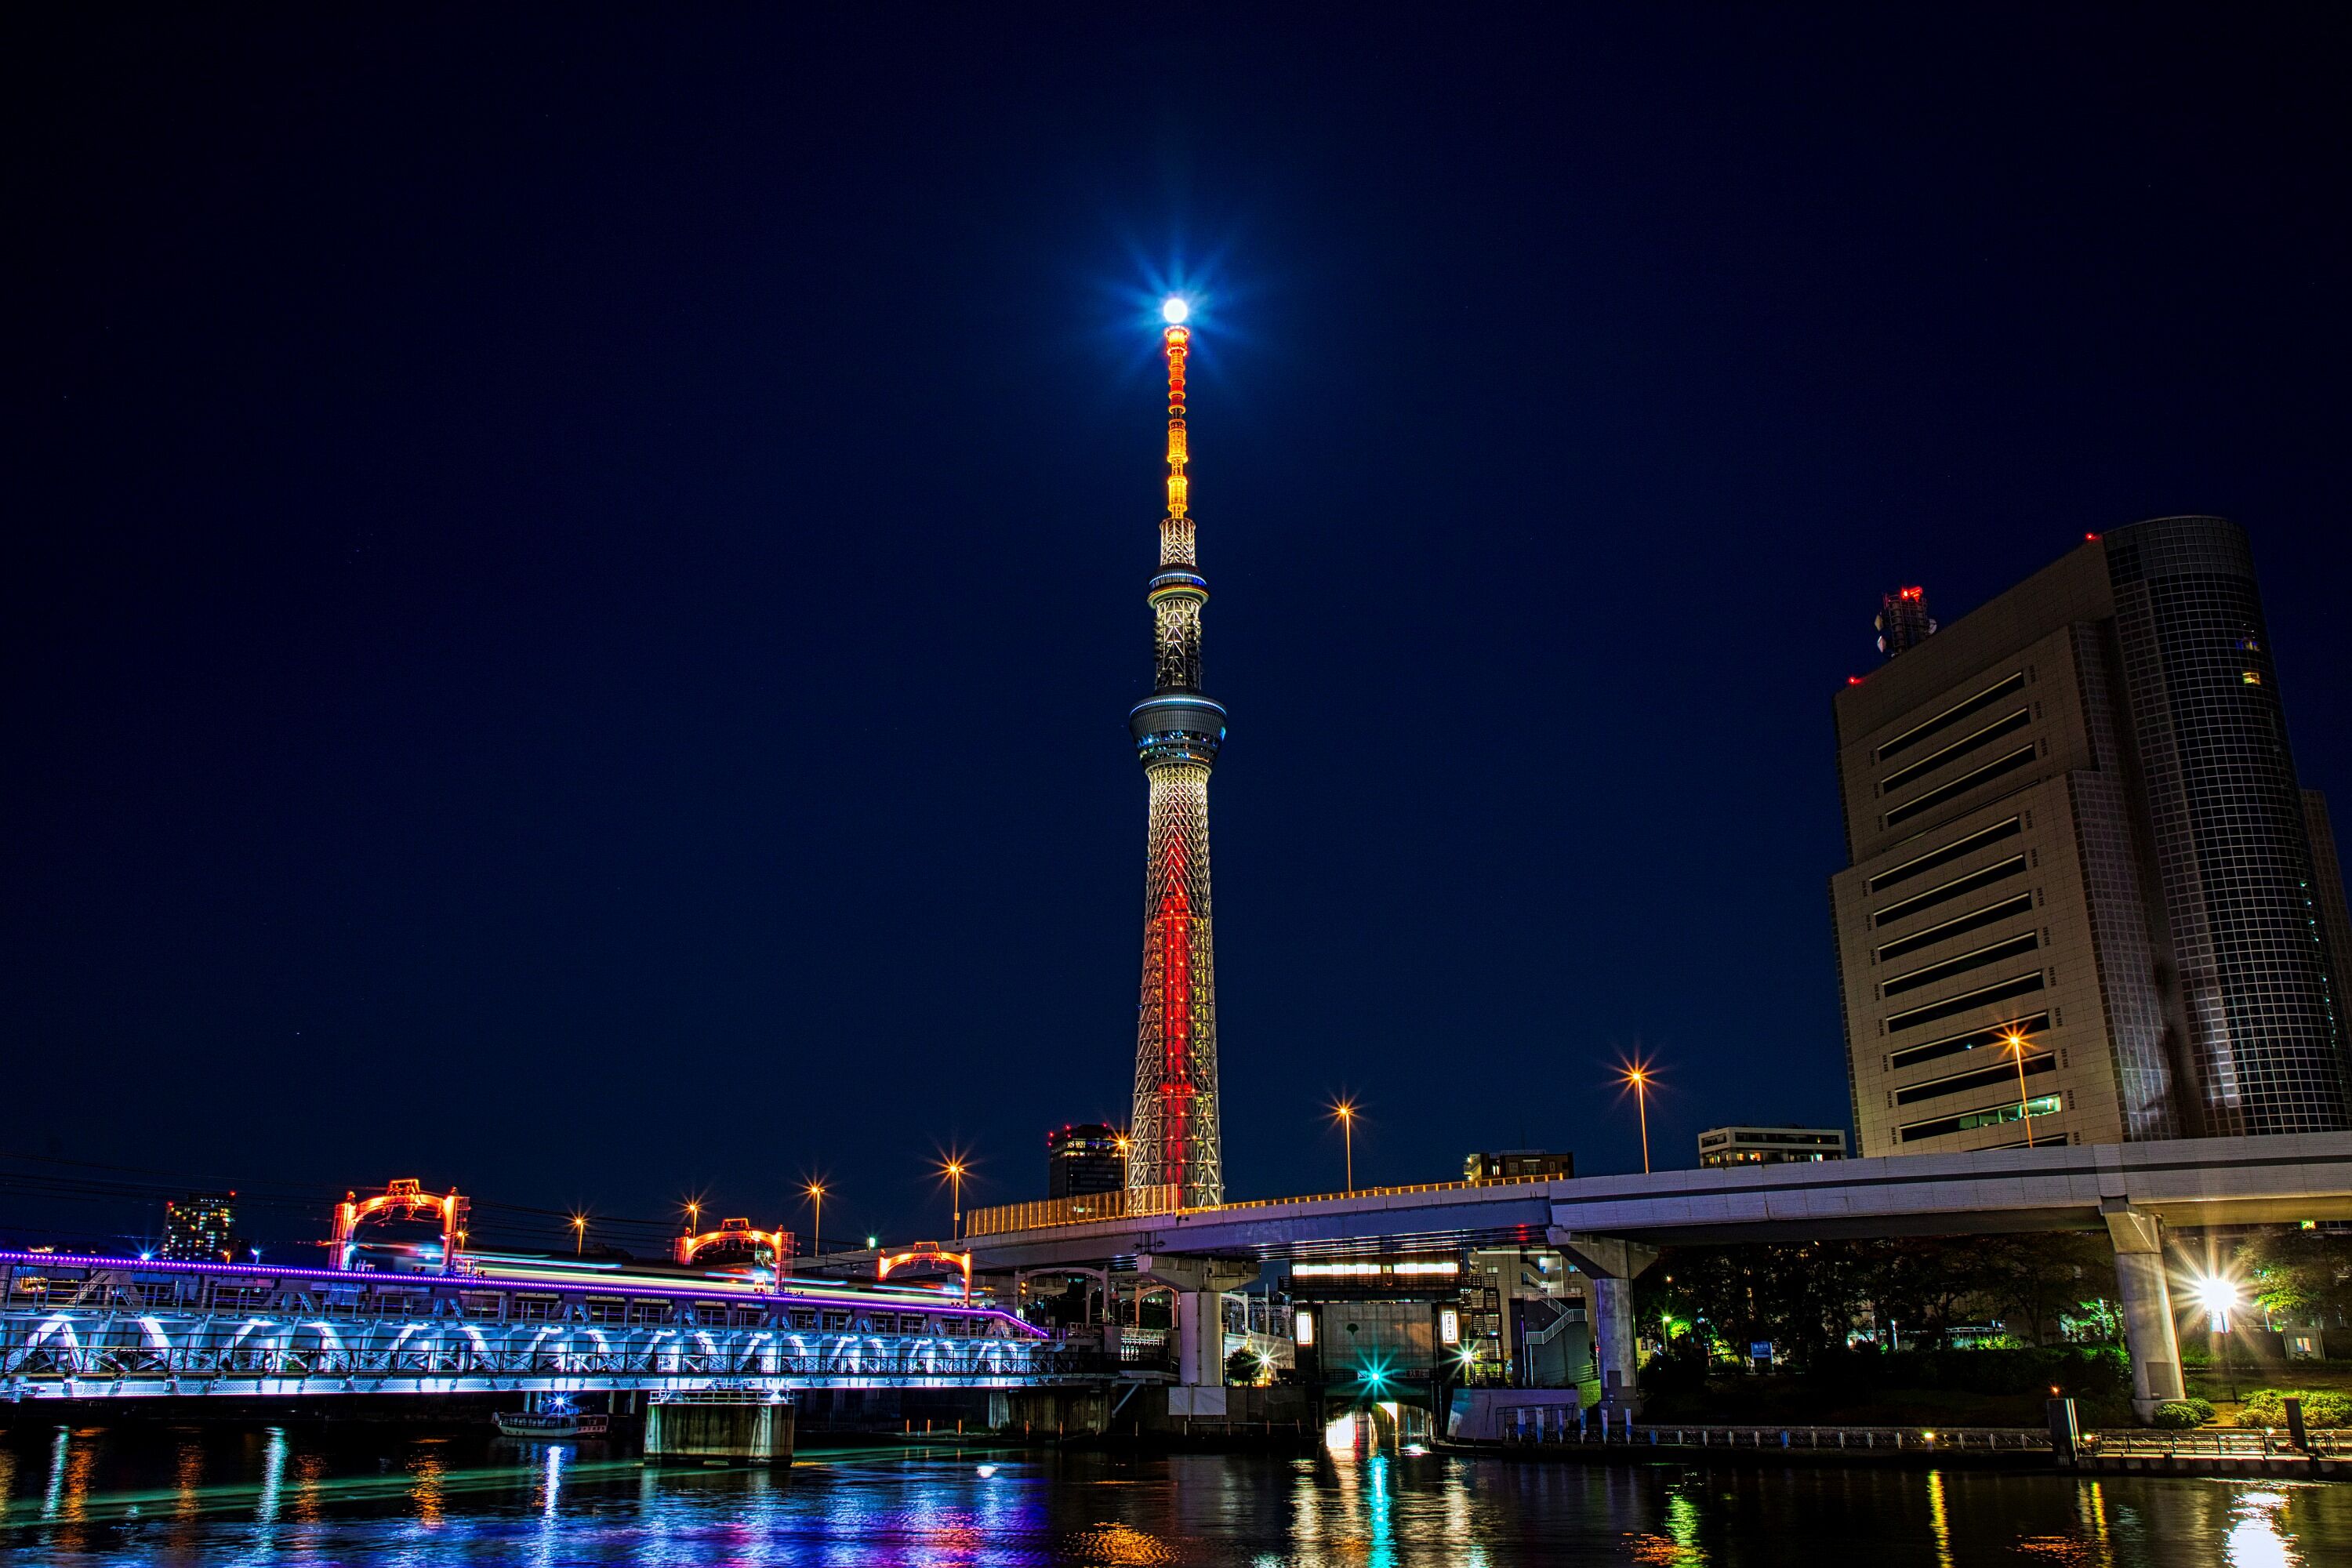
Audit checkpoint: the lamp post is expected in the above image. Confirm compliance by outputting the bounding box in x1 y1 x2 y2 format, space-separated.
804 1181 826 1260
942 1160 967 1240
684 1200 699 1237
1333 1101 1356 1193
1620 1064 1653 1174
569 1214 586 1256
1999 1028 2037 1146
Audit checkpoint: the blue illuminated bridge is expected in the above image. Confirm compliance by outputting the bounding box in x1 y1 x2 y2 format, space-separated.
0 1250 1087 1404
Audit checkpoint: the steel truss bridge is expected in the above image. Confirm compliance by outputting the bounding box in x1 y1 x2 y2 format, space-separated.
0 1250 1100 1403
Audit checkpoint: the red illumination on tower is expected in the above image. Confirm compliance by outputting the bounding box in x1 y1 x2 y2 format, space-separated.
1125 301 1226 1210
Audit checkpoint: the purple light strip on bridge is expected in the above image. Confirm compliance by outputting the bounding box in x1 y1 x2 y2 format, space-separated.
0 1250 1043 1338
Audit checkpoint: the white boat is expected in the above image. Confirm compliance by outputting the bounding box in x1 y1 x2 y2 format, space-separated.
494 1406 609 1439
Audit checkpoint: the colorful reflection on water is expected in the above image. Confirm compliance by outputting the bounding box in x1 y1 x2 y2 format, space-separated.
1 1419 2347 1565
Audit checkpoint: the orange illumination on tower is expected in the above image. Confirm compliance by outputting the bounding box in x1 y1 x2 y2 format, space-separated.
1126 301 1226 1210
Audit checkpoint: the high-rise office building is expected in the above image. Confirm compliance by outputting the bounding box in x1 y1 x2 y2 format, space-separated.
1127 300 1228 1209
161 1192 238 1261
1047 1123 1127 1200
1831 517 2351 1153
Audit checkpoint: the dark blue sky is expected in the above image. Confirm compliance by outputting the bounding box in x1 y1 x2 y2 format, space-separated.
9 9 2350 1254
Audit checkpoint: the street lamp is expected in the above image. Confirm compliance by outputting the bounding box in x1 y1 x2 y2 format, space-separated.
2194 1273 2242 1399
1332 1100 1357 1193
804 1181 826 1259
569 1214 586 1256
941 1160 967 1240
684 1200 700 1236
1618 1062 1653 1174
2000 1027 2036 1146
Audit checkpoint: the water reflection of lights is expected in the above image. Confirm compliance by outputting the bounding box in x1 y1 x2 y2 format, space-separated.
2227 1490 2295 1568
256 1426 286 1523
1926 1469 1955 1568
1324 1412 1359 1453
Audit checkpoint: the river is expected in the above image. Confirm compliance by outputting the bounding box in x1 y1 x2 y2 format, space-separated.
4 1419 2347 1564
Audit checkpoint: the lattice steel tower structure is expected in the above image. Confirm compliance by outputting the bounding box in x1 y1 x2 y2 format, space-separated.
1126 299 1227 1210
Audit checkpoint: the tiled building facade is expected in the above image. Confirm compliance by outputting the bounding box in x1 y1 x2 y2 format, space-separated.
1831 517 2351 1153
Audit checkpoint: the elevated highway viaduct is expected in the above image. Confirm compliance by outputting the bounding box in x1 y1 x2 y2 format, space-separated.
950 1132 2352 1420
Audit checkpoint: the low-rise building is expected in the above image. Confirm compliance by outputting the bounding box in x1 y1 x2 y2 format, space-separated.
1696 1127 1848 1167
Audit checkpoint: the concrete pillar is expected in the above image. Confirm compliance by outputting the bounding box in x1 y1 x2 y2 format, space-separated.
1590 1276 1638 1409
1548 1231 1659 1415
2103 1202 2183 1421
1176 1291 1221 1387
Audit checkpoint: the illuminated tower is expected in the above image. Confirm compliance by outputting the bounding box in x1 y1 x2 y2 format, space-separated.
1127 299 1226 1210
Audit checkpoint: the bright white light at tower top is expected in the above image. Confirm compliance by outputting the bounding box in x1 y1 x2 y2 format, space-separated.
1161 296 1189 324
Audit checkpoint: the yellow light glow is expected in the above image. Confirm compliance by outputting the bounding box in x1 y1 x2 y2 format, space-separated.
2193 1276 2241 1316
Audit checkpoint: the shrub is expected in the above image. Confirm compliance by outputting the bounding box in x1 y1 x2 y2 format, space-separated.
2237 1388 2352 1428
2152 1398 2215 1429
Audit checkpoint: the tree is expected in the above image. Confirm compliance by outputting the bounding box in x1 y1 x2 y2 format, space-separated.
2238 1226 2352 1323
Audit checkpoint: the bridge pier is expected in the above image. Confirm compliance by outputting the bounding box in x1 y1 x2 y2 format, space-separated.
1549 1232 1657 1415
2102 1201 2184 1422
1138 1253 1258 1416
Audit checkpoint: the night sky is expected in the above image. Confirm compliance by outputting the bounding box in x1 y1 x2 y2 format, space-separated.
10 10 2351 1255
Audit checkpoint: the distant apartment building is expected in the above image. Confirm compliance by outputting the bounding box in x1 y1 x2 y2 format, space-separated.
1831 517 2351 1154
161 1192 238 1261
1047 1123 1127 1200
1697 1126 1847 1167
1463 1149 1575 1181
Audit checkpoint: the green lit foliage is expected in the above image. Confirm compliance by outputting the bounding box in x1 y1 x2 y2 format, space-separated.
2241 1388 2352 1428
2151 1397 2215 1429
1633 1233 2121 1362
2237 1226 2352 1323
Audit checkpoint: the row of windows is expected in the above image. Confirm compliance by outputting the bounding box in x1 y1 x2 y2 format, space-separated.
1884 744 2039 829
1879 709 2034 796
1875 893 2037 964
1899 1091 2063 1144
1875 671 2027 763
1885 971 2046 1034
1886 1011 2051 1072
1868 817 2024 895
1893 1051 2056 1107
1875 855 2028 928
1882 932 2042 998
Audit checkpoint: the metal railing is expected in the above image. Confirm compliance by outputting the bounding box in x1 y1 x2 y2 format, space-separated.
967 1186 1184 1238
1500 1417 2050 1453
967 1171 1570 1236
2085 1428 2350 1459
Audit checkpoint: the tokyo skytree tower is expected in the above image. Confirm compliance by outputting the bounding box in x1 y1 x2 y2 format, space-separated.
1126 298 1226 1210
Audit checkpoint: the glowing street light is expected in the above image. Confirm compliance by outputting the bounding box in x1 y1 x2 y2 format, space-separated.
1998 1027 2038 1146
940 1159 967 1240
1162 296 1189 325
684 1200 700 1236
2193 1274 2241 1334
569 1214 587 1256
804 1181 826 1259
1618 1062 1654 1174
1331 1099 1358 1193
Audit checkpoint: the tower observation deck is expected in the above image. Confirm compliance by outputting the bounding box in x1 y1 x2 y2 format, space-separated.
1127 299 1226 1209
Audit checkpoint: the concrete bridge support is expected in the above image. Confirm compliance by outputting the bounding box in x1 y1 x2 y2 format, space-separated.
1549 1232 1657 1414
2102 1200 2184 1422
1138 1253 1258 1416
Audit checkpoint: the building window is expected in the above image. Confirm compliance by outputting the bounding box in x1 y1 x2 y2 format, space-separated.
1893 1051 2056 1106
1884 971 2046 1034
1887 1012 2050 1071
1875 894 2037 963
1874 856 2029 927
1881 933 2041 997
1883 746 2038 829
1878 709 2034 794
1867 818 2024 895
1875 672 2027 762
1899 1093 2062 1143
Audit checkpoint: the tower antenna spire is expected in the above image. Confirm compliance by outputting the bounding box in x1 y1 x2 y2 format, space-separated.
1127 298 1226 1210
